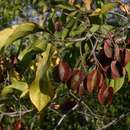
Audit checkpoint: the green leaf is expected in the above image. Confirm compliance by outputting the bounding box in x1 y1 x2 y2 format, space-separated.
90 3 117 16
90 24 100 33
18 36 47 60
69 24 86 37
100 24 113 34
29 44 54 112
1 80 28 97
0 22 38 49
56 4 76 11
100 3 117 14
62 28 69 40
107 76 125 93
125 61 130 81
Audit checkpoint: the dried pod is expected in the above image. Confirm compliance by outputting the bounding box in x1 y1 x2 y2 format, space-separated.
111 60 123 79
87 69 98 93
104 38 114 58
98 85 113 105
58 60 72 82
69 70 85 92
55 21 63 32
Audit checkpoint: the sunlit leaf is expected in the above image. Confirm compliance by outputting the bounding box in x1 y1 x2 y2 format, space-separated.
90 8 101 16
1 80 28 97
0 22 38 49
18 36 47 60
100 3 117 14
29 44 54 112
90 3 117 16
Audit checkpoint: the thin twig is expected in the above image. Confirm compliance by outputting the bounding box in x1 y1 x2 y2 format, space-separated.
66 33 94 42
48 107 62 117
69 90 102 119
97 110 130 130
0 109 33 117
54 103 79 130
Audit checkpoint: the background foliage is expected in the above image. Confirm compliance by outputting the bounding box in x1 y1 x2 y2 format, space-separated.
0 0 130 130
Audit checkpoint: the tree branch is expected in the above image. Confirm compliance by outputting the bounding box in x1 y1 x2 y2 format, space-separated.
98 110 130 130
0 109 33 117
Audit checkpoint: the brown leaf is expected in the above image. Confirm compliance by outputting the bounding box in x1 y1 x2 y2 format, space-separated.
83 0 92 10
87 69 97 93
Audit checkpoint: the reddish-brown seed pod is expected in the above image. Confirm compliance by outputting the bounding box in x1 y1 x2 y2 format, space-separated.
58 60 72 82
98 85 113 105
14 120 22 130
104 38 114 58
87 69 98 93
111 60 123 79
124 49 130 66
114 45 120 62
69 70 85 92
78 83 86 96
54 21 63 32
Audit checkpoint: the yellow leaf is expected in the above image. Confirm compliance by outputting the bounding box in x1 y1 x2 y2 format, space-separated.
29 79 51 112
90 8 101 16
29 44 54 112
83 0 92 10
0 22 37 49
1 79 28 97
90 3 117 16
